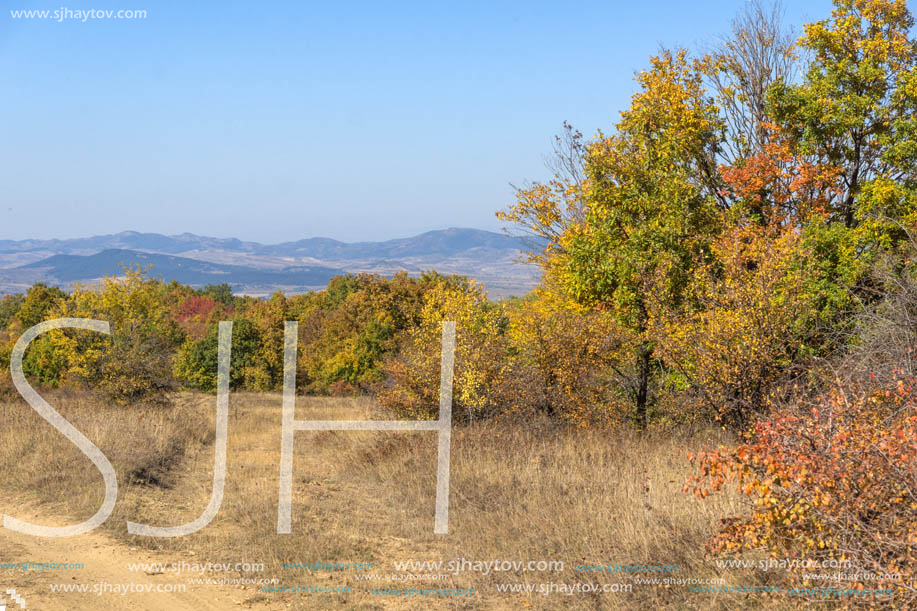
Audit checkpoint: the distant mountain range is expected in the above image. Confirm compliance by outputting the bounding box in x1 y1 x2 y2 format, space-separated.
0 228 540 298
0 228 525 259
18 250 343 286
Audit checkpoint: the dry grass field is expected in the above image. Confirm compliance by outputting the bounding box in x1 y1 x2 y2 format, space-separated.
0 391 800 610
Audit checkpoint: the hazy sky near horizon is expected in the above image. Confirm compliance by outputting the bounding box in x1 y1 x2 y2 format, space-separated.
1 0 834 243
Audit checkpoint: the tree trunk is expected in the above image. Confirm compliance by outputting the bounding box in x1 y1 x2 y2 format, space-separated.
635 341 652 429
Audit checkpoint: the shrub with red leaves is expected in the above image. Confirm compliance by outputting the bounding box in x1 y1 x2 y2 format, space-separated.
687 372 917 605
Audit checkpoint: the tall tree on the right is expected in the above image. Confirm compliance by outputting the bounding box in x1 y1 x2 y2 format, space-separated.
769 0 917 234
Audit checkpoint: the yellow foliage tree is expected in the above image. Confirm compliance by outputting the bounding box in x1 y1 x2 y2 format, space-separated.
504 277 633 424
377 277 511 421
652 226 816 426
48 266 183 404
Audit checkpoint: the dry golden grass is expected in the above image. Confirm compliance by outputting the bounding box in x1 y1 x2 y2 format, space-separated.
0 390 212 529
0 392 798 610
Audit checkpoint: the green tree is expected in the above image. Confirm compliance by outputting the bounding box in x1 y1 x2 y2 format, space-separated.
561 50 725 427
301 273 433 393
0 294 25 331
49 267 183 404
200 283 235 307
17 283 66 329
241 292 287 391
760 0 917 335
173 318 261 392
769 0 917 233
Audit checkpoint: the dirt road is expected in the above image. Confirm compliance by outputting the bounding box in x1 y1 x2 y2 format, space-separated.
0 497 271 611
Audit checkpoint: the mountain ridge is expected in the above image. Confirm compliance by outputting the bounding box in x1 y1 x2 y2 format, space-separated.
19 249 343 287
0 227 526 258
0 228 539 298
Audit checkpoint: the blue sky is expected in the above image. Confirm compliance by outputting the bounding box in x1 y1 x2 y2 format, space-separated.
0 0 834 243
